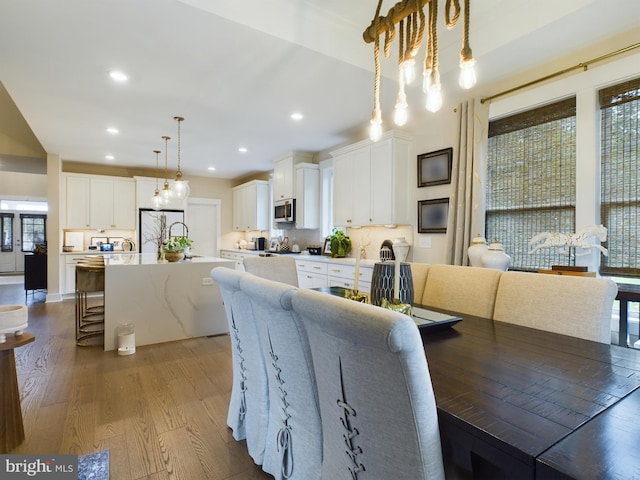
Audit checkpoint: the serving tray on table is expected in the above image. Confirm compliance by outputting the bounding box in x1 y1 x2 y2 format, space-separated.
411 306 462 332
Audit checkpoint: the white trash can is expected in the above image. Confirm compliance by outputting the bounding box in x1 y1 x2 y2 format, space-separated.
116 323 135 356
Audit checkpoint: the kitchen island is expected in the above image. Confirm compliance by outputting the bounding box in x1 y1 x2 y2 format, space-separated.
103 253 234 351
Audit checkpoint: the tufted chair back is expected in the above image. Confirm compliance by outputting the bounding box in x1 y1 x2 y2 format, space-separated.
240 274 322 480
291 288 445 480
210 266 269 465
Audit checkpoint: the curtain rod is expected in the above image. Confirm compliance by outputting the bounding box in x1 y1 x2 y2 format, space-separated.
480 43 640 104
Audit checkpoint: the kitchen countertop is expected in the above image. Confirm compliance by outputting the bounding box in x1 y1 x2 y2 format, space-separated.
220 249 379 267
103 253 227 266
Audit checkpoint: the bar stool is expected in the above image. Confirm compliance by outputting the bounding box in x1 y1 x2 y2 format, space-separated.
76 256 105 317
75 259 105 346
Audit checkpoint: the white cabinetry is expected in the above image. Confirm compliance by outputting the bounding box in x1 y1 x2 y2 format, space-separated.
273 152 313 202
333 147 371 227
232 180 269 231
294 163 319 229
63 174 136 229
295 259 328 288
65 176 91 228
89 178 136 229
327 264 373 293
220 250 251 271
331 130 412 227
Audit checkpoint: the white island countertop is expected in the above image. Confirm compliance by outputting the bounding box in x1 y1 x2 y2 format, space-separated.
103 254 234 351
104 252 229 265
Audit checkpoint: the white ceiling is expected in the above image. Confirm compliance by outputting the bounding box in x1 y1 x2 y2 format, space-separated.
1 0 639 179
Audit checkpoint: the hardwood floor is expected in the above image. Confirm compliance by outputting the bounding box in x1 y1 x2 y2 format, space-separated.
3 284 273 480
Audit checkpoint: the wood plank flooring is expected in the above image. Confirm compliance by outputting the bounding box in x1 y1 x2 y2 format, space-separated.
3 284 273 480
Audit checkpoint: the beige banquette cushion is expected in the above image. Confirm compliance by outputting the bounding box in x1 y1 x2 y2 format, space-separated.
421 264 503 318
410 263 430 304
493 271 618 344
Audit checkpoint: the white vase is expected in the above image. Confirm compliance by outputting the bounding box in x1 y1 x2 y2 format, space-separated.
467 234 488 267
392 237 410 262
482 241 511 271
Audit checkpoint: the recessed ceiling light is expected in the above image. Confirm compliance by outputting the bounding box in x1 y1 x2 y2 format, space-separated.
208 166 216 171
106 127 119 134
238 147 248 153
109 70 128 82
105 155 115 160
290 112 304 121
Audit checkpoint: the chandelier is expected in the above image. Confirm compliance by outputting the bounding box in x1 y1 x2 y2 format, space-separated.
364 0 476 141
151 149 163 210
171 116 190 200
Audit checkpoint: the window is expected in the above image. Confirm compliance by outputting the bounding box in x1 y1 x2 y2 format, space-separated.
486 98 577 270
600 77 640 277
21 214 46 252
1 213 14 252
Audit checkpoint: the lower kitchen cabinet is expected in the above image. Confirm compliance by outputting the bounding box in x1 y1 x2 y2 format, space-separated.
327 263 372 293
219 250 249 271
296 259 328 288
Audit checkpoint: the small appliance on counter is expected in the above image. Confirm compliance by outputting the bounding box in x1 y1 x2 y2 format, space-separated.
253 236 267 251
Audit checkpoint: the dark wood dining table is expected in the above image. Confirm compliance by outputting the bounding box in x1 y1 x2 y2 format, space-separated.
312 287 640 479
422 312 640 480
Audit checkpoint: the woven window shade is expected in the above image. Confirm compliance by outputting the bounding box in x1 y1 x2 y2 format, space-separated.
486 97 576 270
600 77 640 277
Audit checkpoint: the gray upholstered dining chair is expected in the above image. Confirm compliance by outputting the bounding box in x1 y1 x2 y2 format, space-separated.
291 288 445 480
243 255 299 287
239 273 322 480
210 266 269 466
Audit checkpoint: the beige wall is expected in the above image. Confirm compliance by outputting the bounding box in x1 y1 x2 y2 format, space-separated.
0 171 47 199
0 81 46 158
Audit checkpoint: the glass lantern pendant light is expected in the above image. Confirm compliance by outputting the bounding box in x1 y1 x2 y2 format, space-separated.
161 135 173 205
151 149 163 210
171 116 190 201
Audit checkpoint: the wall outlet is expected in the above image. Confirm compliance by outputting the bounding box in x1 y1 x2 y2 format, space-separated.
202 277 214 286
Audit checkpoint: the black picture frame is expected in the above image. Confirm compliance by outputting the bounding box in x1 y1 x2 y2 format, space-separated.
418 147 453 187
418 198 449 233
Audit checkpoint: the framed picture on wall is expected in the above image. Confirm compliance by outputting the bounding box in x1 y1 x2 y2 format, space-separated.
418 147 453 187
418 198 449 233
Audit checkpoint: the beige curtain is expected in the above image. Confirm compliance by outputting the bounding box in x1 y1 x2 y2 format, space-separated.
446 99 489 265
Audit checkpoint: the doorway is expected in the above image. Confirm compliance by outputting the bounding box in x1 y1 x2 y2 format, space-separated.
0 203 47 274
186 198 221 257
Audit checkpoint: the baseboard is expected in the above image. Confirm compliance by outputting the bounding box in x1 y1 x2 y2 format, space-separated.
46 293 63 303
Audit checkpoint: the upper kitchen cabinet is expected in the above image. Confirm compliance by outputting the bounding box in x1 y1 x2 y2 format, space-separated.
294 163 319 229
63 174 136 229
65 175 90 228
333 147 371 226
331 130 412 227
90 177 136 229
233 180 269 231
273 152 313 202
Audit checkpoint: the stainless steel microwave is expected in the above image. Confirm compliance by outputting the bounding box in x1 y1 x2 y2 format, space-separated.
274 199 295 223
